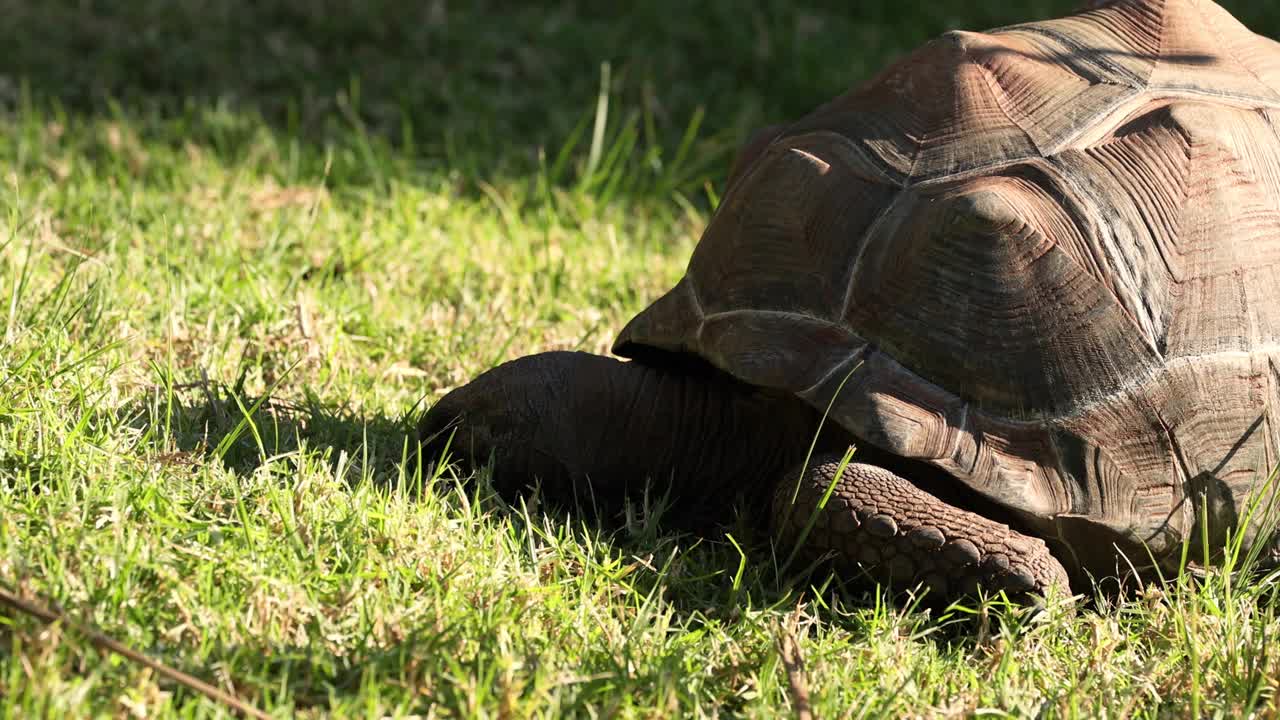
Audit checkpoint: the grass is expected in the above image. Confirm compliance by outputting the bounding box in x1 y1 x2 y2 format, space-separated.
3 0 1280 716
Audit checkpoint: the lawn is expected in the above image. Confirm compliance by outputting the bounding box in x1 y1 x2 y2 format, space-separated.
3 1 1280 717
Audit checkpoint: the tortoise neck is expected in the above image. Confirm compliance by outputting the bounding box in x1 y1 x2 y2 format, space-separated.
421 350 844 531
583 355 842 529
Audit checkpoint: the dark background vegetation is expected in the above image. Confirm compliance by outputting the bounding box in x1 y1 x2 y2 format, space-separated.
5 1 1277 196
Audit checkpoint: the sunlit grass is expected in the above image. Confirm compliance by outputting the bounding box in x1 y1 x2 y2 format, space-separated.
3 1 1280 717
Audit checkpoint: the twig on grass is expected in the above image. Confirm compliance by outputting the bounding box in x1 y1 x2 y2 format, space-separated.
776 609 814 720
0 585 271 720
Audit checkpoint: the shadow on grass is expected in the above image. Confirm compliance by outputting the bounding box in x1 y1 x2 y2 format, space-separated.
5 1 1277 204
4 1 1173 194
132 376 784 575
129 379 420 483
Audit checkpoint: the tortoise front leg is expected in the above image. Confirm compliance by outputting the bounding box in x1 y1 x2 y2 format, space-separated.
773 454 1071 601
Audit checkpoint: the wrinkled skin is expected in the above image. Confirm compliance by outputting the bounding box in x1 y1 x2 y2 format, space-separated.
419 351 838 530
419 351 1071 602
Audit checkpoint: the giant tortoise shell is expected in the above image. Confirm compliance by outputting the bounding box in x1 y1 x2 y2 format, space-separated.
612 0 1280 579
422 0 1280 599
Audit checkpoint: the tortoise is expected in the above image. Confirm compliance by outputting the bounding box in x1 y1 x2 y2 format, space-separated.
419 0 1280 602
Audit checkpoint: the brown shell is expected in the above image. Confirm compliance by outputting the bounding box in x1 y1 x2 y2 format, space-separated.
614 0 1280 572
